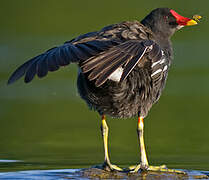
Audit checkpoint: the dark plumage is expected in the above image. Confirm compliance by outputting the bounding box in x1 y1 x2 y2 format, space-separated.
8 8 198 172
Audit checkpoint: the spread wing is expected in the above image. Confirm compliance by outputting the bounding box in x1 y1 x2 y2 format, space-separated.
81 39 165 87
7 39 117 85
8 21 167 87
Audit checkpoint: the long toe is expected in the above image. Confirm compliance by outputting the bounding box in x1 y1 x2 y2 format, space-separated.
129 163 149 173
148 165 186 174
129 164 142 173
129 164 186 174
103 162 123 172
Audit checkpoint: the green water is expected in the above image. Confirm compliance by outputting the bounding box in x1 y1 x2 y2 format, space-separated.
0 0 209 173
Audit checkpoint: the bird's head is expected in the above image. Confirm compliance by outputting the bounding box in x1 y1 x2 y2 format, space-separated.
141 8 200 38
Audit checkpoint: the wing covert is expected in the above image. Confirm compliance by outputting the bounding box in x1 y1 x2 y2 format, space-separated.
81 39 162 87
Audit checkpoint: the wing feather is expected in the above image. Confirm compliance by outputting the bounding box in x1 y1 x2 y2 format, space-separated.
81 40 153 86
81 49 119 73
24 62 37 83
87 42 141 81
47 52 60 72
120 46 148 82
95 54 132 87
7 55 40 84
7 40 114 84
37 54 48 78
88 52 124 81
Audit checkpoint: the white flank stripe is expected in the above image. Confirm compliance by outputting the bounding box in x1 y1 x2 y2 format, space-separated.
151 60 161 68
160 58 166 64
163 65 168 71
108 67 123 82
152 51 166 67
151 69 162 77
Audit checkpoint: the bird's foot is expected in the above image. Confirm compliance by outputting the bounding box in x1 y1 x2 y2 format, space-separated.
148 165 186 174
128 163 149 173
102 161 123 172
129 164 186 174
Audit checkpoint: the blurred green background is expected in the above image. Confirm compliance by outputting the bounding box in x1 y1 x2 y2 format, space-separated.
0 0 209 172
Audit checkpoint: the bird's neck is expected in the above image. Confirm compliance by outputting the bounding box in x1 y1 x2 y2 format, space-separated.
147 29 173 58
151 31 174 60
141 20 173 60
154 34 172 51
158 37 173 61
141 18 173 43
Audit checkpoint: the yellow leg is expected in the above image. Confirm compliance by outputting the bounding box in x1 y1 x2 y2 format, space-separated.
138 117 149 168
101 115 122 171
130 117 186 174
129 117 148 172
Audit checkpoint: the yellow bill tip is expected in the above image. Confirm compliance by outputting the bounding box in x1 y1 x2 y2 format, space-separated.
186 19 198 26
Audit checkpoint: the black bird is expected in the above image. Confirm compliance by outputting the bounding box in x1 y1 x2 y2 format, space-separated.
8 8 198 172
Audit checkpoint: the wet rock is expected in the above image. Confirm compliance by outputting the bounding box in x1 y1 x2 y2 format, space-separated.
80 167 191 179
